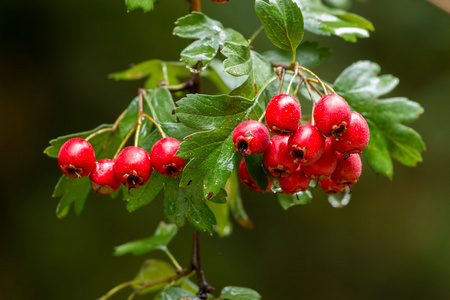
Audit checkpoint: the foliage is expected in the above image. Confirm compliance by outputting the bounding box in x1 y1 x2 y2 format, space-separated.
45 0 425 298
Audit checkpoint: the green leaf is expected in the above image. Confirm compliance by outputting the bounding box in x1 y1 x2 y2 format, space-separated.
244 155 269 192
155 287 200 300
125 0 160 13
363 121 393 179
332 60 426 177
132 260 175 295
139 122 197 152
109 59 190 89
144 88 176 123
114 222 178 256
208 200 232 237
276 190 312 210
124 171 166 212
222 40 252 77
174 12 226 71
221 286 261 300
262 41 331 68
202 59 246 94
53 176 91 218
295 0 374 42
255 0 304 53
175 94 262 199
227 170 254 229
163 177 216 233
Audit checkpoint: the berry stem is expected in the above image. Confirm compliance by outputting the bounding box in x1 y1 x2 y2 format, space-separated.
297 65 328 95
85 127 113 142
277 67 286 95
293 78 304 99
286 62 299 94
113 124 137 159
142 113 166 138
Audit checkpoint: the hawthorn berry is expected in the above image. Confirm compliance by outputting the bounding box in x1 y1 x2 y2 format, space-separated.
238 159 272 192
331 153 362 186
278 169 311 195
89 159 121 194
332 111 370 156
263 135 298 178
265 94 301 135
301 138 338 180
288 124 325 165
58 138 96 178
114 146 152 189
318 178 346 195
314 94 351 137
150 137 186 178
232 120 270 157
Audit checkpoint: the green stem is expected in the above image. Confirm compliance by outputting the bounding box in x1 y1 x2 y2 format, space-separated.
161 246 183 271
85 128 113 142
97 280 140 300
249 26 264 44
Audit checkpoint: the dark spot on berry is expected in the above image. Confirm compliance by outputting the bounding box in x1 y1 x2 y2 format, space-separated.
66 165 83 178
292 148 305 160
237 140 248 154
165 165 179 177
331 122 348 137
123 172 143 189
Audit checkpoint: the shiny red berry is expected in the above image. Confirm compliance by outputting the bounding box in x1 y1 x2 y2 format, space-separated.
314 94 351 137
232 120 270 157
58 138 96 178
263 135 298 178
301 138 338 180
331 153 362 186
288 124 325 165
150 137 186 178
265 94 301 135
89 159 121 194
319 178 346 195
114 146 152 189
238 159 273 192
332 111 370 156
278 169 311 195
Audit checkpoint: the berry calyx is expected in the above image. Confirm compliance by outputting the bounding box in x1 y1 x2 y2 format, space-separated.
263 135 298 178
301 138 338 180
278 169 311 195
89 159 121 194
114 146 152 189
238 159 272 192
58 138 96 178
319 178 346 195
313 94 351 137
150 137 186 178
288 124 325 165
331 153 362 186
332 111 370 156
265 94 301 135
232 120 270 157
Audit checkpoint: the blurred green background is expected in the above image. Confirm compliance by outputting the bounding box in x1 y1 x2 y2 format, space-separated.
1 0 450 299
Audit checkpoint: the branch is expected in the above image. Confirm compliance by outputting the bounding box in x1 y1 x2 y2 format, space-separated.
191 230 214 299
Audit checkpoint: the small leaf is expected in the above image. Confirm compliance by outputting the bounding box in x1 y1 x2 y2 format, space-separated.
262 41 331 68
295 0 374 42
255 0 304 52
163 178 216 233
132 260 175 295
363 121 393 179
53 176 91 218
244 155 269 191
221 286 261 300
222 40 252 77
124 171 166 212
155 287 200 300
125 0 160 13
276 190 312 210
367 97 424 125
114 222 178 256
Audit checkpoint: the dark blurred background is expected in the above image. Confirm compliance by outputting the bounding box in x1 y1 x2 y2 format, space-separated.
1 0 450 299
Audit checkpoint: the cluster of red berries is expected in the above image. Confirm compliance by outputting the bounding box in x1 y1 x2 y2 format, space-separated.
57 137 186 194
233 93 370 195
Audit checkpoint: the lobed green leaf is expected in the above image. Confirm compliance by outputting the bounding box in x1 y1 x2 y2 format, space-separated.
125 0 161 13
262 41 331 68
132 260 175 295
221 286 262 300
277 190 312 210
124 171 166 212
155 287 200 300
244 155 269 192
53 176 91 218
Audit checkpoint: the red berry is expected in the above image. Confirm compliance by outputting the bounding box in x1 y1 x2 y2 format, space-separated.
301 138 338 180
278 169 311 195
332 111 370 156
319 178 346 195
265 94 301 135
238 159 272 192
232 120 270 157
89 159 121 194
263 135 298 178
150 137 186 177
314 94 351 137
331 153 362 186
58 138 96 178
288 124 325 165
114 146 152 189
